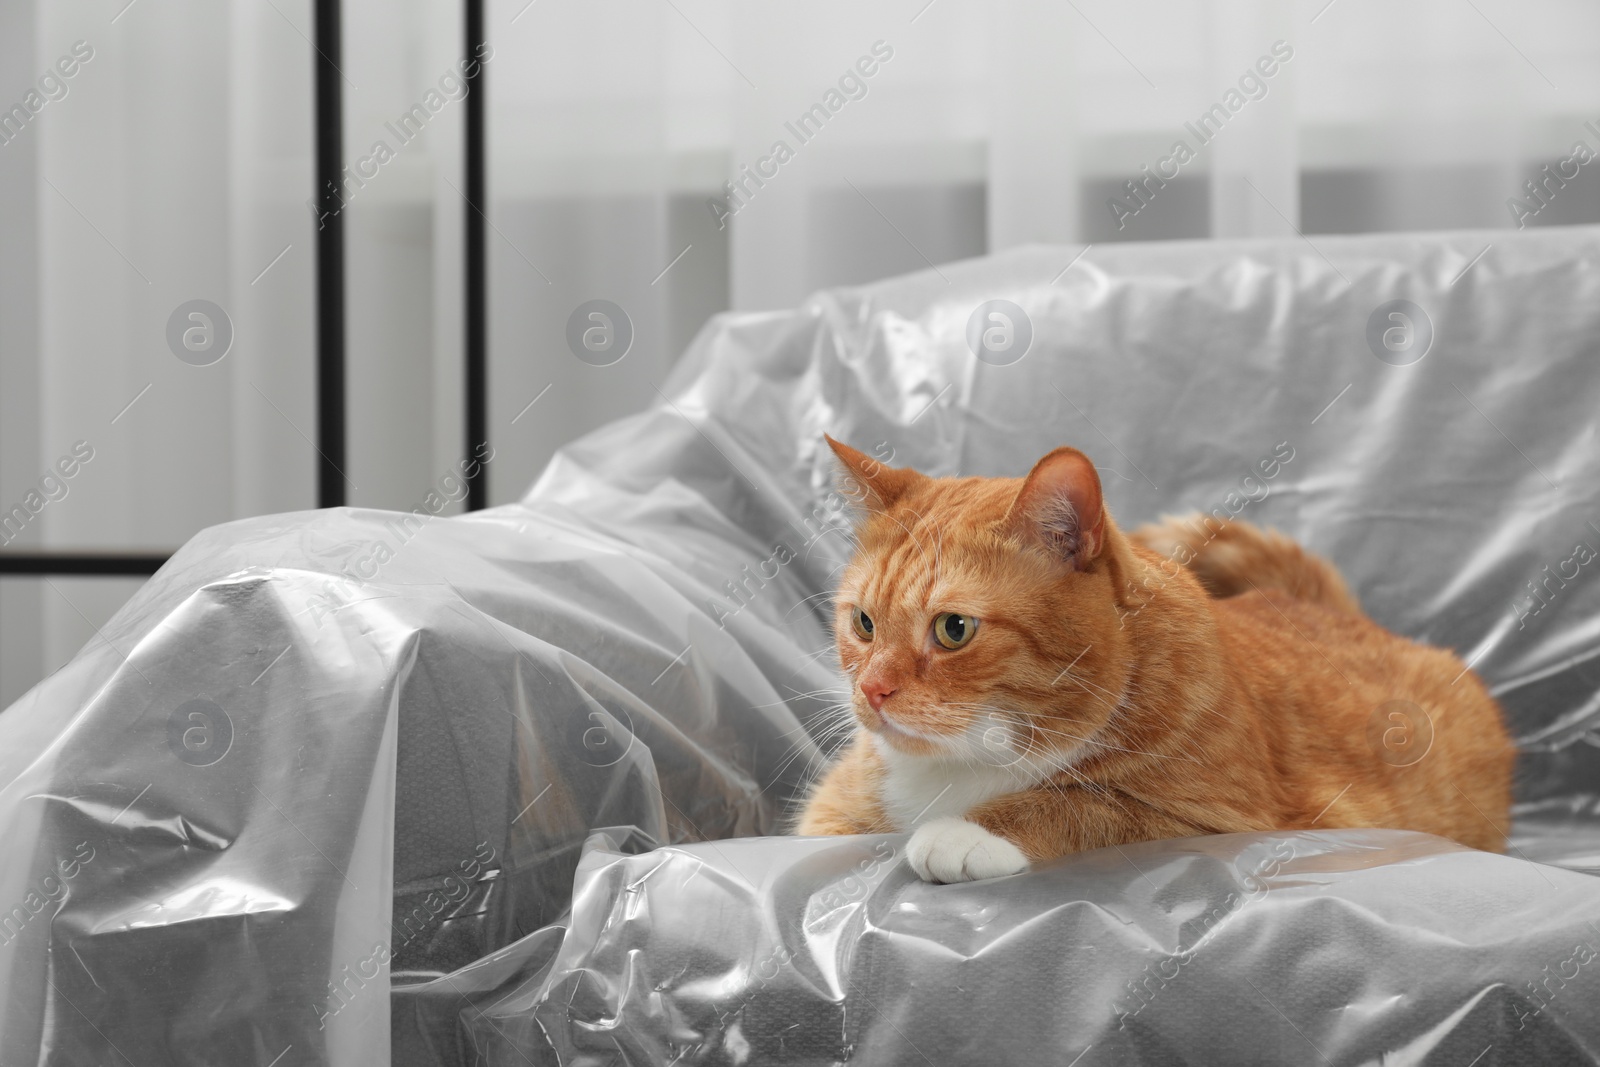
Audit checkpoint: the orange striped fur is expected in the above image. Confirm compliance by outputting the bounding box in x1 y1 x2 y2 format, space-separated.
795 436 1514 882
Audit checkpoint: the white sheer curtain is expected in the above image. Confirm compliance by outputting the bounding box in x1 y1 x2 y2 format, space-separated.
482 0 1600 496
2 0 321 704
4 0 1599 703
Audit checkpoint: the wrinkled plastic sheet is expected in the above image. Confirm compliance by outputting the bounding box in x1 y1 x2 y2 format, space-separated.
3 226 1600 1065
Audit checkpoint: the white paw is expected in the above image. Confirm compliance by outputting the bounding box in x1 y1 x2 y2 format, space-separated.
906 817 1029 883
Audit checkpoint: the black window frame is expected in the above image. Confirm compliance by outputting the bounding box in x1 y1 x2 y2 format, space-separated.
0 0 491 578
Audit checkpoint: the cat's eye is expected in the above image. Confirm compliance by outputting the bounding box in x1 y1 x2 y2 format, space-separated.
851 607 875 641
933 612 977 650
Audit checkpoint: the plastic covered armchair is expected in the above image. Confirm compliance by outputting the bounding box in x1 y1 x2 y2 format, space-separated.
3 225 1600 1065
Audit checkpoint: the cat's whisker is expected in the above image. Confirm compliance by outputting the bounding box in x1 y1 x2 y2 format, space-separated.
787 724 861 776
878 506 931 559
783 588 840 620
801 538 847 569
768 726 853 789
1022 720 1204 765
798 645 843 666
772 708 852 743
782 684 852 702
767 724 829 772
769 712 860 789
940 700 1097 727
769 724 848 772
1050 666 1125 708
770 752 833 798
797 706 854 734
751 687 848 712
1055 680 1128 721
785 696 854 724
1056 673 1120 704
897 505 947 590
877 505 955 595
760 707 854 752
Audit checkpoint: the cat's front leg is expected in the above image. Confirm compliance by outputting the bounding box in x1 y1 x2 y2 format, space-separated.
794 736 893 836
906 817 1030 883
962 781 1199 870
904 783 1176 881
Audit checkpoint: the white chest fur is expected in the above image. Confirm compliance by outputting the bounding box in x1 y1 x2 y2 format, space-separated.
873 733 1068 831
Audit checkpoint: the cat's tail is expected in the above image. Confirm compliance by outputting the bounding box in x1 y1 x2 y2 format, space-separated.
1129 514 1363 616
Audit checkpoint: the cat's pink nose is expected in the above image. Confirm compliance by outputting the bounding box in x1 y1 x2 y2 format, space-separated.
862 678 897 711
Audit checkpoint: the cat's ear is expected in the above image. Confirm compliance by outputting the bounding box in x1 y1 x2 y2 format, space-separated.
1006 446 1105 569
824 434 922 514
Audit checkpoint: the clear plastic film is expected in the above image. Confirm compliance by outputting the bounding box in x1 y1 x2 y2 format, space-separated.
3 227 1599 1064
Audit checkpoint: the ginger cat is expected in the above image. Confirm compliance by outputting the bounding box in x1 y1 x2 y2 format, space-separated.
795 436 1514 883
